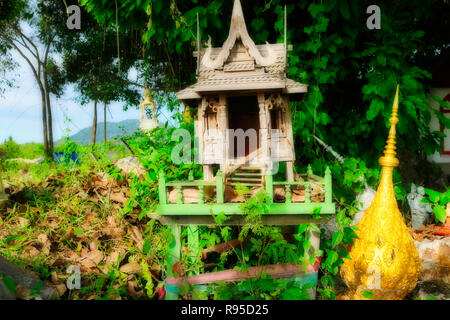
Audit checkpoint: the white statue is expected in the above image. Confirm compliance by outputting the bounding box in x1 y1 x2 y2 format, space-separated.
407 183 432 228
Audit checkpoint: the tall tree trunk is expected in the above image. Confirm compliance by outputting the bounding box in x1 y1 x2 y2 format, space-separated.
44 77 54 158
46 94 54 156
4 30 54 159
92 96 98 145
39 86 49 158
43 40 54 159
103 102 107 143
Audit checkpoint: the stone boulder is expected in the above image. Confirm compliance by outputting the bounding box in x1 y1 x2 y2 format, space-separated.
0 256 56 300
114 156 147 178
407 281 450 300
415 237 450 283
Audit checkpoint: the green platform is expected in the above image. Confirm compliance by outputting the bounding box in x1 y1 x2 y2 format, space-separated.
156 167 335 299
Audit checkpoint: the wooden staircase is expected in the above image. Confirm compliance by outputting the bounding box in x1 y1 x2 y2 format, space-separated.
223 148 266 187
226 166 265 187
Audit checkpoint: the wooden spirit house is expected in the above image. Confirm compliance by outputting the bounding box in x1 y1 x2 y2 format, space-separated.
157 0 335 299
178 0 308 182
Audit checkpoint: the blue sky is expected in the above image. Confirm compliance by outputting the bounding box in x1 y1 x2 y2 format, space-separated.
0 50 144 144
0 50 178 144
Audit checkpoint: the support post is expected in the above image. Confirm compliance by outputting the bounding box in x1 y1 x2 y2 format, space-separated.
286 161 294 182
258 92 270 165
176 184 183 204
199 185 204 204
158 171 167 205
216 171 224 204
307 164 313 177
265 173 273 204
166 224 181 300
203 165 214 181
285 185 292 203
218 95 228 171
305 182 311 203
187 225 200 276
325 166 332 204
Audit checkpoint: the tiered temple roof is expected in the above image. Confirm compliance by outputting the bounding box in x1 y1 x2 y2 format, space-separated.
177 0 307 101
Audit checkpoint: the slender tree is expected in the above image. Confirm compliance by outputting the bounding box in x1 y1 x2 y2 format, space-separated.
0 0 65 158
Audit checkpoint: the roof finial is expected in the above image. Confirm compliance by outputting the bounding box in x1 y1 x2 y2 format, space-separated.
201 0 276 69
196 12 201 75
232 0 245 26
379 85 400 168
284 5 287 73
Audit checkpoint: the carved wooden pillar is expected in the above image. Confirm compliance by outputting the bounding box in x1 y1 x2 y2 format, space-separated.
284 96 295 160
283 95 295 181
218 95 228 172
258 92 270 168
197 99 205 165
286 161 294 182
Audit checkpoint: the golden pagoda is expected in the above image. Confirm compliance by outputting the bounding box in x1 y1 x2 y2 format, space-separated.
340 86 421 300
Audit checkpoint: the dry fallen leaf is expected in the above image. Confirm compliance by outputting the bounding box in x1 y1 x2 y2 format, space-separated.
37 234 51 255
109 192 127 204
89 242 97 251
26 246 41 258
127 281 144 298
119 262 142 275
17 217 29 228
79 249 104 268
15 286 33 300
51 272 59 284
54 283 67 297
129 226 144 250
102 248 126 274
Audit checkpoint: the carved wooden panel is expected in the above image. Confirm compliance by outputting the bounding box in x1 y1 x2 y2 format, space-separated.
202 96 224 164
271 130 293 161
204 130 224 164
266 93 294 161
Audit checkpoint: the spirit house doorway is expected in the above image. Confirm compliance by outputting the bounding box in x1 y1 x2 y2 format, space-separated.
227 95 260 160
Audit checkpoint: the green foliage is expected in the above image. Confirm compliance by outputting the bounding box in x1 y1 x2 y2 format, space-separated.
214 277 313 300
0 137 44 159
122 116 200 219
318 205 359 300
421 188 450 223
1 137 21 159
54 136 79 156
78 0 450 163
188 190 323 300
0 274 16 292
361 290 374 299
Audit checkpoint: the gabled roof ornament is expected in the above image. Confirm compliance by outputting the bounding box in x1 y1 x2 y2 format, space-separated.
201 0 277 69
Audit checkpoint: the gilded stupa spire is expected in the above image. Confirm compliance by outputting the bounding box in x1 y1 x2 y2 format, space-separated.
339 85 421 300
379 85 400 168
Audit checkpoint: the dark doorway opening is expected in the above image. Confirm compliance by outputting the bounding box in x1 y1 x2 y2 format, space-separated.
227 96 260 158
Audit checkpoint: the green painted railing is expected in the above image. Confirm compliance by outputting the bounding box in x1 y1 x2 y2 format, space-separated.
158 165 332 207
265 165 332 205
158 170 222 205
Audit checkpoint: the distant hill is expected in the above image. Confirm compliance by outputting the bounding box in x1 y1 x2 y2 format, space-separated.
59 119 139 144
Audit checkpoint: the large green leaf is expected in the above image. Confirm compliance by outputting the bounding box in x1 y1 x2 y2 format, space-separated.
433 205 447 224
